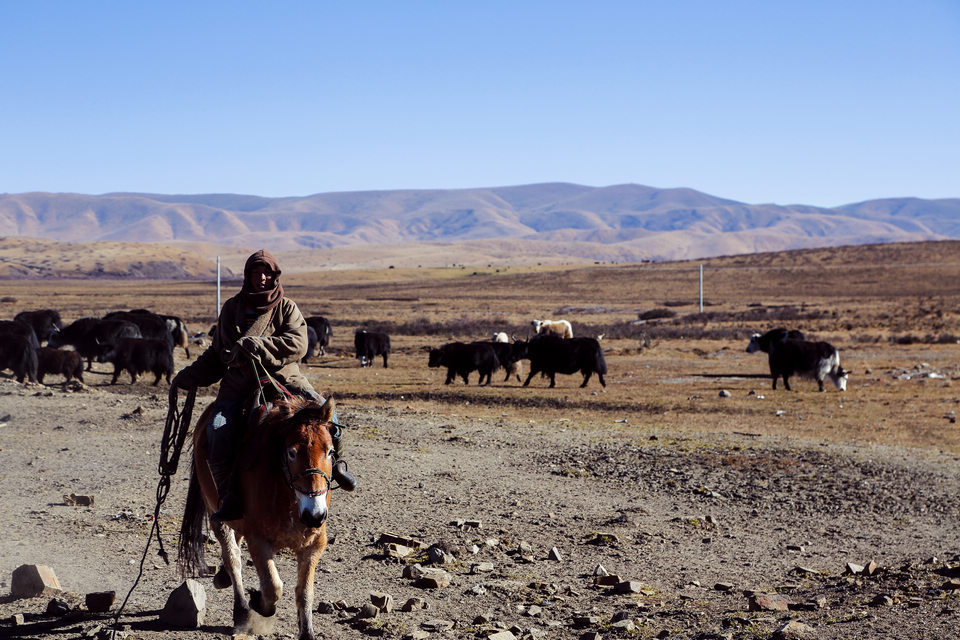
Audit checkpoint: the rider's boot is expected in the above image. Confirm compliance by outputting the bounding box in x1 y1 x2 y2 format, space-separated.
209 458 244 522
330 425 357 492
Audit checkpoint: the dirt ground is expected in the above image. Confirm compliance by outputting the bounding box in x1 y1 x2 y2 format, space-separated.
1 341 958 640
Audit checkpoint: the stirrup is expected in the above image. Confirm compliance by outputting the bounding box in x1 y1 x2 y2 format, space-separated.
211 492 244 522
332 459 357 492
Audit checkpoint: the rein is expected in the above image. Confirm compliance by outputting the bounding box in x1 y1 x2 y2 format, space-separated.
111 384 197 632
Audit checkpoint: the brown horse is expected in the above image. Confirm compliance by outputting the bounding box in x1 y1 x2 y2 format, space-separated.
178 395 337 640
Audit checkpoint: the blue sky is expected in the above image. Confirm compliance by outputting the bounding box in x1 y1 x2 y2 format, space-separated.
2 1 958 207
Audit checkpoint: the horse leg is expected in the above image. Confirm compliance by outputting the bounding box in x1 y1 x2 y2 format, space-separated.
294 545 324 640
247 536 282 619
211 521 250 630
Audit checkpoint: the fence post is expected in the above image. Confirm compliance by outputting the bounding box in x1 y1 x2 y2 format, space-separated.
216 256 221 316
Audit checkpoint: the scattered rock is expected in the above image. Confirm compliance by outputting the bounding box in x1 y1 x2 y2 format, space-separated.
613 581 645 594
548 547 563 562
85 591 115 613
377 532 426 550
773 620 816 639
370 591 394 612
413 567 451 589
401 597 428 612
63 494 95 506
45 598 71 616
316 601 336 614
573 615 600 627
159 579 206 628
870 594 894 607
11 564 63 599
748 593 789 612
421 619 454 632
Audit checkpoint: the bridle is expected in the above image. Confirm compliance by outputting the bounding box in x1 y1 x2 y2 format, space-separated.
281 417 348 496
282 455 332 498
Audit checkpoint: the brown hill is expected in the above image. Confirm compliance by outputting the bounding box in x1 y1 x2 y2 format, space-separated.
0 237 232 279
1 184 957 266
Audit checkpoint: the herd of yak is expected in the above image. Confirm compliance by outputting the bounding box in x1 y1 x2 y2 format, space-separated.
0 309 848 393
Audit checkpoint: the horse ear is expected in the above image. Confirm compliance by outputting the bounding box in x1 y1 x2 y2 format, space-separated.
319 396 336 422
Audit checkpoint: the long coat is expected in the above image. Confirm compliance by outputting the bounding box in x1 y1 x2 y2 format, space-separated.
177 294 312 399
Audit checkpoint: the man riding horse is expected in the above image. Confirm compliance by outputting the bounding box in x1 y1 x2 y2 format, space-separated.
172 249 356 521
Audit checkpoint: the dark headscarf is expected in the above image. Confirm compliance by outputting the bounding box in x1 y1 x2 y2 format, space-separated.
241 249 285 313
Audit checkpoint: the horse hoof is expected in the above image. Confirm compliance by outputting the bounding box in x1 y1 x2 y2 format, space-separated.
213 566 232 589
248 589 276 618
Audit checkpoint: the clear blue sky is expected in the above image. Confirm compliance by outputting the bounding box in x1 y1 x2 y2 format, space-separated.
2 1 958 207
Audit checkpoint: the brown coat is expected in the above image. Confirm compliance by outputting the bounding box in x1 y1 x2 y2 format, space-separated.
177 294 312 399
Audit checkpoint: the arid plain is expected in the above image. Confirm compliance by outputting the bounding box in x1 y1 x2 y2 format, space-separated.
0 240 958 640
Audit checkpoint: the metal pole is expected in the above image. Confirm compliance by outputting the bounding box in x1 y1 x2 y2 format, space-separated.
216 256 221 316
699 264 703 313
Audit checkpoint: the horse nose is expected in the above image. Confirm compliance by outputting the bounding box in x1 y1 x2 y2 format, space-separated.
299 507 327 528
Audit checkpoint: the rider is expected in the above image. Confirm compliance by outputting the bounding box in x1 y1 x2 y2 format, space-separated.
172 249 356 521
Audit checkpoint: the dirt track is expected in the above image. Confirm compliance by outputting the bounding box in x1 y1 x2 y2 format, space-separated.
1 370 959 640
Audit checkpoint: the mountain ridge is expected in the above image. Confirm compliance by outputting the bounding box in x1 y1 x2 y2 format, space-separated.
1 183 957 266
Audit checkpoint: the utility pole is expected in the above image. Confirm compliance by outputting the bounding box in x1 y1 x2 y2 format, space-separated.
699 264 703 313
217 256 222 316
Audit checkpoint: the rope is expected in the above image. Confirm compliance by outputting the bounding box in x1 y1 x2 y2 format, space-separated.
110 384 197 630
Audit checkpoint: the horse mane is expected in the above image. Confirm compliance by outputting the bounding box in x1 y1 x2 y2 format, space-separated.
259 395 314 428
238 395 331 470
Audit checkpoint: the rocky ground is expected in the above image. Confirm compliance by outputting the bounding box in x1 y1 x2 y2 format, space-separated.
0 375 959 640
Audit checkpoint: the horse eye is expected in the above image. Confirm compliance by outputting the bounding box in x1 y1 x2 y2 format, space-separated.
287 447 297 461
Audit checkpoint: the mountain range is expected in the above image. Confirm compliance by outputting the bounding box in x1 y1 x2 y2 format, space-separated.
1 183 958 269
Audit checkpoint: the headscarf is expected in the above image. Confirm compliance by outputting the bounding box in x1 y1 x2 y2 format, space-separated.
241 249 285 313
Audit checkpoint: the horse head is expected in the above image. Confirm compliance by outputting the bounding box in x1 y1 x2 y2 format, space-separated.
264 396 338 528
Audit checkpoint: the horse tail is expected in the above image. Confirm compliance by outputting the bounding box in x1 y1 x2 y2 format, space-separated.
177 463 207 578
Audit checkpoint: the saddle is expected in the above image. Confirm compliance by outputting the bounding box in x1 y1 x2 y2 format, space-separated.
235 377 297 470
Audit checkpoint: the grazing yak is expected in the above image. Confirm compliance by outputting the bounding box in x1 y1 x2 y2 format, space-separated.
14 309 63 345
531 319 574 339
746 329 848 392
487 339 526 383
355 330 390 368
36 347 84 384
100 337 174 385
492 331 510 343
523 334 606 388
302 325 319 363
159 313 191 358
306 316 333 356
0 334 39 383
105 310 174 347
0 319 41 350
746 327 806 354
51 317 142 370
428 341 500 385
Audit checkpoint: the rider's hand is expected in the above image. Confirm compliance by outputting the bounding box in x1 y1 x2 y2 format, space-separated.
171 370 195 390
235 336 263 356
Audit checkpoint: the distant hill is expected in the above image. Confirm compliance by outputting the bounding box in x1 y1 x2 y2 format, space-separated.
0 183 957 271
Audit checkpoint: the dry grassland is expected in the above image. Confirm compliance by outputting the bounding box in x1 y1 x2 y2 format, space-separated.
2 241 959 453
